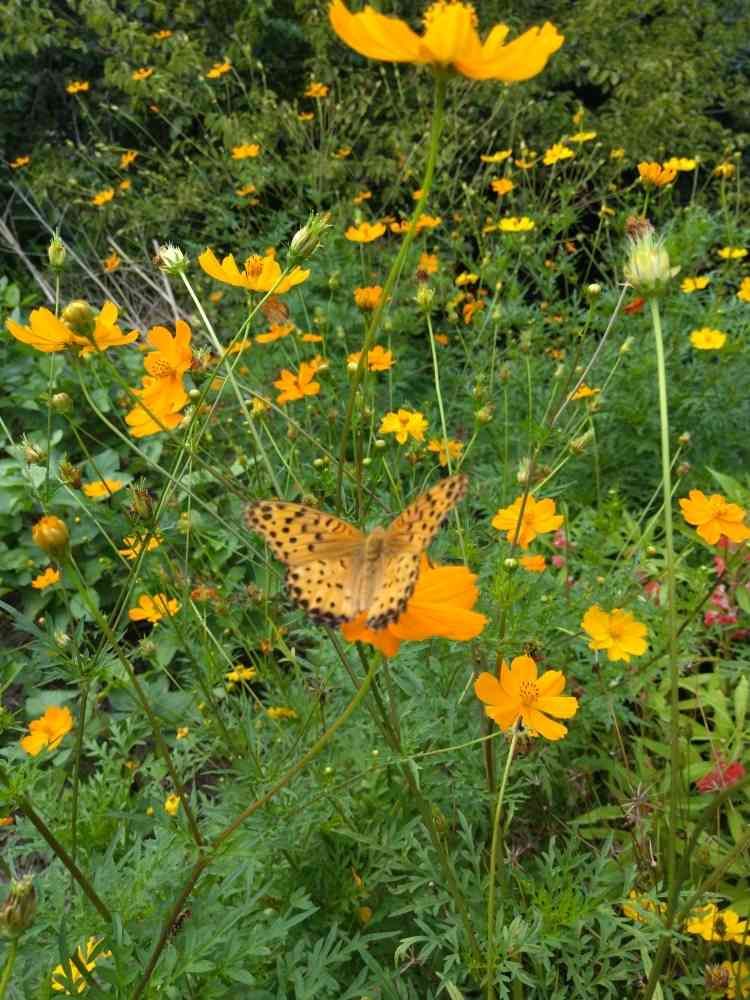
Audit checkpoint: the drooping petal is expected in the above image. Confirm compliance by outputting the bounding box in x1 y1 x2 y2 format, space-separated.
522 706 568 741
198 249 247 288
466 22 564 81
534 695 579 719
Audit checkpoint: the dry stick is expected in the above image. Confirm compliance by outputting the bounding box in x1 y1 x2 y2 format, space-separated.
0 214 55 304
130 653 381 1000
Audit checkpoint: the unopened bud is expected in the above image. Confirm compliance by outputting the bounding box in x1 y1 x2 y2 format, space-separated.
23 440 45 464
61 300 95 339
586 282 601 297
678 432 691 446
47 234 66 270
498 365 511 383
154 243 188 275
0 876 36 939
475 404 494 424
623 220 679 296
503 557 518 570
676 462 691 478
374 438 386 449
51 392 72 413
128 481 154 520
416 285 434 309
55 630 71 648
288 212 331 262
570 430 594 455
31 515 69 557
619 336 634 354
328 271 340 291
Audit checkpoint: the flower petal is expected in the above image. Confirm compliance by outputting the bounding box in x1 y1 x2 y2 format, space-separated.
329 1 425 63
534 695 578 719
523 707 568 741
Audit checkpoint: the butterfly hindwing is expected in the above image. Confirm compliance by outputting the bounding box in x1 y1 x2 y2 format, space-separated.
285 558 356 626
384 473 468 553
365 551 422 629
245 501 364 565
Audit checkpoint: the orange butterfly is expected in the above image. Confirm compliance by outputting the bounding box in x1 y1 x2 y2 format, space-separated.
245 474 468 628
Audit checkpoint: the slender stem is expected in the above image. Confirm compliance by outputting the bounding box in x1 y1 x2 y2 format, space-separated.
650 298 680 895
335 72 448 511
485 726 519 1000
0 940 17 999
70 680 89 865
131 652 382 1000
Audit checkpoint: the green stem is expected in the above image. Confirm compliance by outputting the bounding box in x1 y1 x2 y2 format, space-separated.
0 940 17 999
650 298 680 896
485 725 519 1000
131 651 381 1000
335 72 448 511
70 680 89 865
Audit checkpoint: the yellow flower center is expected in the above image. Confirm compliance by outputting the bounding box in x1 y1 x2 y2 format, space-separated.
423 1 477 30
519 679 539 706
245 256 264 278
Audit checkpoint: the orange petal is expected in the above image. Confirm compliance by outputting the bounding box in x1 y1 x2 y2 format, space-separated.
329 0 425 63
534 695 578 719
523 707 568 741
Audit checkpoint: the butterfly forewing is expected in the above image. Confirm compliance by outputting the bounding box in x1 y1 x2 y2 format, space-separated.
383 473 468 554
245 501 364 565
365 551 422 629
285 559 357 625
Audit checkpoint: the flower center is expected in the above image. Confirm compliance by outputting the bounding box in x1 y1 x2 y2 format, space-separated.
423 1 477 30
150 358 176 378
715 916 727 938
518 679 539 706
245 255 264 279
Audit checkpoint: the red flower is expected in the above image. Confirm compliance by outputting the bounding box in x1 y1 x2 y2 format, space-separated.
696 759 746 793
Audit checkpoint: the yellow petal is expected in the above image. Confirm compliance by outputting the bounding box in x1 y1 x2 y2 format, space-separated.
329 1 425 62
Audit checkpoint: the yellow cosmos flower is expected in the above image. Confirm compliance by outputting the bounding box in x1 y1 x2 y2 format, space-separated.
481 149 512 163
569 384 599 400
427 437 463 466
31 567 61 590
418 251 439 273
9 155 30 169
718 246 746 260
637 161 676 187
131 67 154 81
226 665 257 685
66 80 90 94
714 161 736 179
491 494 563 548
737 277 750 302
129 593 180 623
120 149 138 169
52 937 110 994
6 308 76 352
568 130 596 142
91 187 115 206
164 793 181 815
82 479 125 500
345 221 386 242
621 890 666 923
379 409 428 444
475 654 578 741
235 183 257 197
334 145 353 158
679 489 750 545
231 143 261 159
118 534 161 560
609 147 625 159
273 362 321 404
690 326 726 350
686 903 748 944
305 81 329 97
103 252 121 272
581 605 648 663
20 705 74 756
389 213 442 234
206 60 232 78
498 216 534 232
198 248 309 294
352 190 372 204
267 706 299 720
329 1 563 82
662 156 697 172
152 29 172 40
719 961 750 999
680 275 710 293
83 301 139 355
543 142 575 165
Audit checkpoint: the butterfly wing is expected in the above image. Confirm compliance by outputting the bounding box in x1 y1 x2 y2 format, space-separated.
365 474 469 629
245 501 364 565
246 501 366 623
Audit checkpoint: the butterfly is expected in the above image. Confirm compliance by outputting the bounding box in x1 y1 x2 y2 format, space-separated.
260 295 291 326
245 474 468 629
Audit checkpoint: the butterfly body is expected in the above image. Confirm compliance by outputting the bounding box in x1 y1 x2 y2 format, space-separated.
246 474 468 629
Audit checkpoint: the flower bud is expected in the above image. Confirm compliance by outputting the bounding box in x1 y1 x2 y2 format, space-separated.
61 300 95 339
586 282 601 297
59 460 82 489
416 285 434 309
51 392 72 413
23 439 45 464
47 234 66 271
128 480 154 520
570 429 594 455
678 431 691 446
503 557 518 570
475 404 494 424
31 515 69 557
154 243 188 275
288 212 331 262
0 876 36 939
623 219 679 297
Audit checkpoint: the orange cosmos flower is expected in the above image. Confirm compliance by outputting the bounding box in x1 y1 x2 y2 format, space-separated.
129 593 180 623
82 479 125 500
679 490 750 545
206 61 232 78
131 67 154 81
491 177 514 195
91 188 115 206
6 308 77 353
31 566 61 589
354 285 383 310
66 80 90 94
198 248 309 294
256 322 295 344
231 143 260 159
9 155 30 169
120 149 138 169
519 554 546 572
305 81 329 97
491 494 563 548
273 362 321 404
581 605 648 663
475 654 578 741
345 221 386 243
31 515 69 557
427 437 463 466
20 705 74 756
342 557 486 657
329 1 563 82
78 301 139 356
347 345 394 371
637 161 676 187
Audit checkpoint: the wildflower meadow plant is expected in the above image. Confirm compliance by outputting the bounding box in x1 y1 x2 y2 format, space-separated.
1 2 750 998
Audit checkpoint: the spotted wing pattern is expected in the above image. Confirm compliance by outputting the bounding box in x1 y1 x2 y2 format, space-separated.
365 551 421 629
383 474 469 554
245 501 364 564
